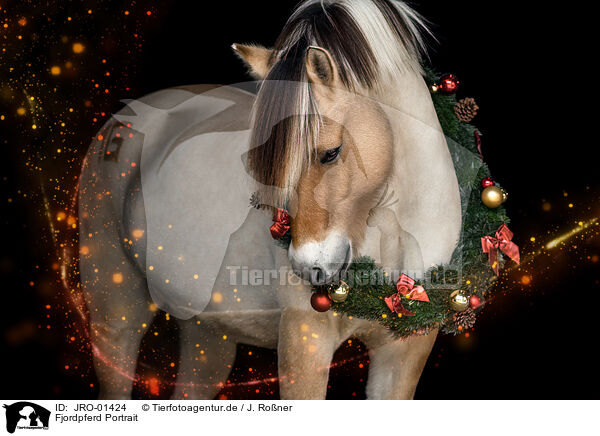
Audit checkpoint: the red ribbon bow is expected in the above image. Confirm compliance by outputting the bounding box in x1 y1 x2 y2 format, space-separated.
481 224 520 275
384 274 429 317
270 208 290 239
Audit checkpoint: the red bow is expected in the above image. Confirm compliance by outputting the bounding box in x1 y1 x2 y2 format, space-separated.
270 208 290 239
481 224 520 275
384 274 429 317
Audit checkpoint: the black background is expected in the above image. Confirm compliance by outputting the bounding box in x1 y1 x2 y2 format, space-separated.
1 1 597 399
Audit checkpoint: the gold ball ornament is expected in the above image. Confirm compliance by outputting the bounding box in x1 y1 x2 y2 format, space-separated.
481 185 507 208
449 290 470 312
328 281 350 303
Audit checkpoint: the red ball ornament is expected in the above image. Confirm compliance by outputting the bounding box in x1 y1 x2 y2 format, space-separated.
469 295 483 309
480 177 495 188
436 73 459 94
311 291 333 312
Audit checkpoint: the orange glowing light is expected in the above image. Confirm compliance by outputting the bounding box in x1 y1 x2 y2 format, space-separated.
56 211 66 221
72 42 85 54
18 18 27 26
132 229 144 239
148 378 160 396
521 275 531 285
112 272 123 284
50 65 61 76
212 292 223 303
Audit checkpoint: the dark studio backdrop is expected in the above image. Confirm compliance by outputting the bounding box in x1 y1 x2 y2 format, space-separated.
0 1 597 399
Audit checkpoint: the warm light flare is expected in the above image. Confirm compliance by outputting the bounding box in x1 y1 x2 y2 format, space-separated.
545 218 598 249
72 42 85 53
112 272 123 284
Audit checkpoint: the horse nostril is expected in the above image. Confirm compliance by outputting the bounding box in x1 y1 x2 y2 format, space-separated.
311 266 326 285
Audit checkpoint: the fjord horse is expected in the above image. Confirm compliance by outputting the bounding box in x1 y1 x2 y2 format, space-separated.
79 0 460 399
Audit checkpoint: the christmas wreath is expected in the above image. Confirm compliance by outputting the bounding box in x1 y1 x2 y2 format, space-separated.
264 68 520 338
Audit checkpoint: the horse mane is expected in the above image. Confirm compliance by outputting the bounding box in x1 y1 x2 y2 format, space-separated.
248 0 431 207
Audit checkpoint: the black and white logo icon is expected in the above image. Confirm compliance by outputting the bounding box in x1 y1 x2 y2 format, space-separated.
3 402 50 434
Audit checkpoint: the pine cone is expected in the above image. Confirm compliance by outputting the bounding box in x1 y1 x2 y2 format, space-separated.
454 308 477 331
454 97 479 122
249 191 261 209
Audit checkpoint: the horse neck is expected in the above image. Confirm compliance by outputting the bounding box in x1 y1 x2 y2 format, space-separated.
374 70 442 138
368 70 462 271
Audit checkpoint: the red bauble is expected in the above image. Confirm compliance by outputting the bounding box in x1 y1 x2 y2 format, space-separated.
469 295 483 309
310 291 332 312
480 177 495 188
437 73 459 94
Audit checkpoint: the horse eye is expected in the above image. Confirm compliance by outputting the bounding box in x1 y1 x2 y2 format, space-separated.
320 145 342 164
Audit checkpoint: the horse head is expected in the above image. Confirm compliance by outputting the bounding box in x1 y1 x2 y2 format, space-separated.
235 18 405 284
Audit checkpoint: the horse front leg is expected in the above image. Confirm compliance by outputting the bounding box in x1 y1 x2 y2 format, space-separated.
173 318 237 400
365 329 438 399
278 307 339 399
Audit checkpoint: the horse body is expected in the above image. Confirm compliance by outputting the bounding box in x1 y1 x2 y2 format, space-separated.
79 0 461 399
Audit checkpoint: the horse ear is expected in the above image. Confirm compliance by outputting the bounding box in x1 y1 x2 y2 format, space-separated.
232 43 274 79
305 46 339 87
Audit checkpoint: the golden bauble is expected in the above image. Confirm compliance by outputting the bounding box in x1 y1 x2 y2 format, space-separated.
449 290 470 312
328 281 350 303
481 185 507 208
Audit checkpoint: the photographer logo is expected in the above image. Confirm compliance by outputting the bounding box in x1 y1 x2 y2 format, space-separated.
3 402 50 433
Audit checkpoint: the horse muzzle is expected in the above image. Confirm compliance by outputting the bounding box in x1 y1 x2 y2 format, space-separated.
289 231 352 286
